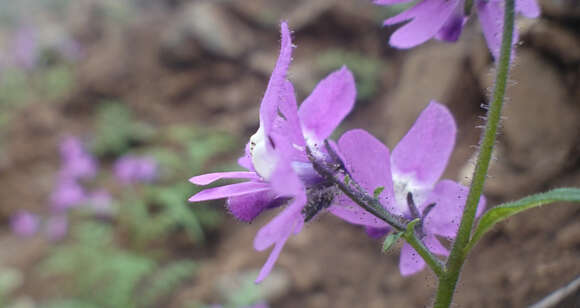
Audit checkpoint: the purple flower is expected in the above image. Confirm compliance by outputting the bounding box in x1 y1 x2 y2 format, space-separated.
114 155 158 185
10 210 40 237
11 26 39 70
56 38 83 62
375 0 540 58
45 214 68 241
329 101 485 275
189 22 356 282
59 136 98 180
50 179 87 212
87 189 114 216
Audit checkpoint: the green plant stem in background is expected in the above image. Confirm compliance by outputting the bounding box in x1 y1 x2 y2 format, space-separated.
433 0 515 306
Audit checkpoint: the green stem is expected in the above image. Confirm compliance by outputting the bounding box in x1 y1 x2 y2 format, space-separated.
403 220 445 277
464 0 474 15
433 0 515 306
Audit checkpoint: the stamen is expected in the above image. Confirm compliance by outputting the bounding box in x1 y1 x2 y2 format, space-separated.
422 203 437 219
407 192 421 219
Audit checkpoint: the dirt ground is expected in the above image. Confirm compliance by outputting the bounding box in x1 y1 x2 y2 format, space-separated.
1 0 579 307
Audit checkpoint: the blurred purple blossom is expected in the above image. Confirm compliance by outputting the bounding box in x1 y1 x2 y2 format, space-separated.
375 0 540 58
12 26 39 69
114 155 158 185
189 22 356 283
59 136 98 180
2 25 83 71
245 303 269 308
50 179 87 212
45 214 68 241
87 189 114 216
329 101 485 276
57 38 83 62
208 303 269 308
10 210 40 237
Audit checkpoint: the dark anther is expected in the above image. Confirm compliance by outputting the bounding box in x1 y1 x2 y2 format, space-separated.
407 192 421 219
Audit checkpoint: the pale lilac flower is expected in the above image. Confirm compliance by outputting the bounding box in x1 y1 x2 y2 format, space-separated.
114 155 158 185
56 38 83 62
12 27 39 69
329 101 485 275
87 189 114 216
59 136 98 180
45 214 68 241
189 22 356 282
245 303 269 308
10 211 40 237
50 179 86 212
375 0 540 58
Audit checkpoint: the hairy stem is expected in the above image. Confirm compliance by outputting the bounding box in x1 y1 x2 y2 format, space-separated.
307 149 445 277
433 0 515 306
403 220 446 277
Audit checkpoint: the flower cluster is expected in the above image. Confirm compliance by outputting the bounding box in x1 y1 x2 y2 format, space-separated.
114 155 158 185
189 22 486 281
375 0 539 58
1 25 82 71
11 137 157 240
11 137 108 240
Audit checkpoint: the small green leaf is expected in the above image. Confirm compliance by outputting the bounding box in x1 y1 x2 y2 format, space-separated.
466 188 580 253
373 186 385 199
344 175 352 185
382 232 402 252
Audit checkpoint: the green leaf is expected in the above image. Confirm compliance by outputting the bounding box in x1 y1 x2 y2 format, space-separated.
466 188 580 253
344 175 352 185
373 186 385 199
382 232 402 252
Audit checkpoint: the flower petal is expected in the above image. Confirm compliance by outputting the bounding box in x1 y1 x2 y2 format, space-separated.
477 0 518 60
338 129 397 213
253 192 306 282
254 192 306 251
374 0 413 4
516 0 540 18
384 0 461 48
399 242 426 276
189 172 259 185
238 142 255 171
255 233 289 283
227 190 277 222
435 9 467 42
188 182 270 202
298 66 356 142
391 101 456 188
272 80 307 162
399 235 447 276
328 197 389 228
259 22 293 136
365 226 390 239
423 180 486 238
424 234 449 256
